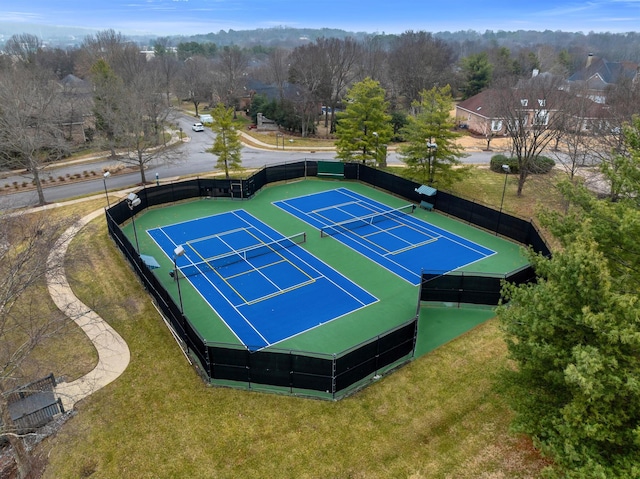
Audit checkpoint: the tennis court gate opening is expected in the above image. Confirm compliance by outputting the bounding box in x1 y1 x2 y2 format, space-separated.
106 160 550 399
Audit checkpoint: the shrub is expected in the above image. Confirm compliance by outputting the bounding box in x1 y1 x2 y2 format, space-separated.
490 154 555 175
531 155 555 173
490 154 518 174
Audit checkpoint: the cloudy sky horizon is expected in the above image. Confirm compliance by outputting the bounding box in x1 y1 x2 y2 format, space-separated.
2 0 640 36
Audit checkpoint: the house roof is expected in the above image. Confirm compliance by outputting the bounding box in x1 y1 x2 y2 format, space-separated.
568 56 639 88
456 89 499 119
457 88 610 121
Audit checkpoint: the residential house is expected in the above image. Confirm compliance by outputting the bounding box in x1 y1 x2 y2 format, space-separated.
567 53 639 104
455 89 504 136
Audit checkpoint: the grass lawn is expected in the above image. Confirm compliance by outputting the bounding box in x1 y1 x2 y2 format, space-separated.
33 167 558 477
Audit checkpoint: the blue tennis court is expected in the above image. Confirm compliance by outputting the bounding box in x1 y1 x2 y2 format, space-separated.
274 188 495 285
147 209 377 350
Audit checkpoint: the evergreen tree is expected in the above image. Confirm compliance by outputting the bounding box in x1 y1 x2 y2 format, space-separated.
335 78 392 166
460 52 492 99
398 85 468 187
499 117 640 478
208 103 242 178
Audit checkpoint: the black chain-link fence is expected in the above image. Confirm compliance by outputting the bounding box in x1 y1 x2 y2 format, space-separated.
106 160 549 398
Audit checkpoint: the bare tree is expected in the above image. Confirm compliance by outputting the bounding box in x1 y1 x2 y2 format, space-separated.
263 47 291 100
212 45 249 114
323 37 364 132
388 31 456 108
0 211 79 478
175 55 213 117
150 46 181 107
4 33 43 64
76 29 130 79
493 75 570 196
553 86 604 183
360 35 388 84
116 71 175 184
288 43 331 135
0 64 69 206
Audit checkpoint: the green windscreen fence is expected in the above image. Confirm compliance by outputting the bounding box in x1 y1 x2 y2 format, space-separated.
317 161 344 178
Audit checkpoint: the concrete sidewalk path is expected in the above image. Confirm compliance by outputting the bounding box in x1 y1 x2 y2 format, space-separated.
47 207 131 412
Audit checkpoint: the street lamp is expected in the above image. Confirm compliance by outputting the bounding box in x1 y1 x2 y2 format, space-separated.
499 164 510 213
173 245 185 314
126 192 142 254
102 171 111 207
426 139 437 183
497 164 510 235
372 132 379 165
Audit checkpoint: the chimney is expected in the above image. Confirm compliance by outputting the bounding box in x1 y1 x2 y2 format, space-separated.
586 53 594 68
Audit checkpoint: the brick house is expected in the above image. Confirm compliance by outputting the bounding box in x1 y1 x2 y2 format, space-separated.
455 86 610 138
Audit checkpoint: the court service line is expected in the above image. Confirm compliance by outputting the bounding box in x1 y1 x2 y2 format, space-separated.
237 210 378 307
190 268 271 346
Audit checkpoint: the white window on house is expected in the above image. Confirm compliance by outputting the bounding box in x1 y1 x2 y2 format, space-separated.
538 99 546 107
507 116 527 132
520 99 528 107
491 120 503 132
534 109 549 126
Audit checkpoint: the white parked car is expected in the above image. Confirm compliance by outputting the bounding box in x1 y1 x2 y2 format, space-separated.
192 123 204 132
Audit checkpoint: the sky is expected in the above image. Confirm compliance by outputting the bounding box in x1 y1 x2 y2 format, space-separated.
2 0 640 36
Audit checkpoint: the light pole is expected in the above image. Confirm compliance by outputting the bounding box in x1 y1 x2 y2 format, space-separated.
497 164 510 235
426 139 437 183
173 245 185 314
499 164 510 213
126 192 142 254
102 171 111 207
372 132 379 165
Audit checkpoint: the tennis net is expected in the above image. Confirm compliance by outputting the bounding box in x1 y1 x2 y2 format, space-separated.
177 232 306 277
320 204 416 237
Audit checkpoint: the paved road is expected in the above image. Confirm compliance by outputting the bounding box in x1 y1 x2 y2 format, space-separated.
0 112 496 210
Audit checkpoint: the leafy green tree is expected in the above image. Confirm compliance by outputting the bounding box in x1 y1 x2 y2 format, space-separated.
397 85 467 187
499 118 640 478
460 52 492 99
335 78 392 166
208 103 242 178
